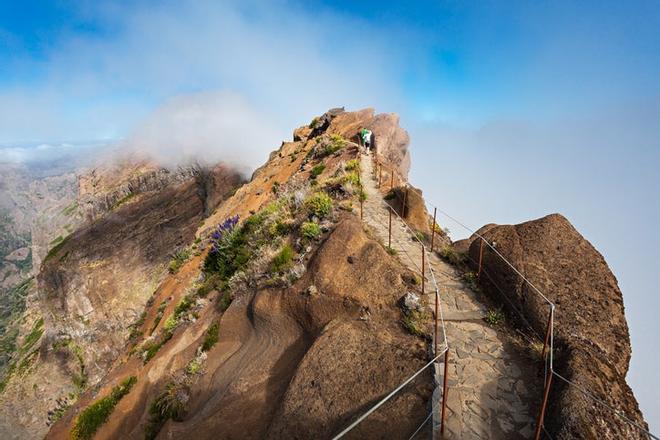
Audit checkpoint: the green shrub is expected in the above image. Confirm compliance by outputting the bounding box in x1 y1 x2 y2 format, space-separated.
385 246 397 255
463 271 479 291
402 310 429 337
300 222 321 240
485 309 504 326
305 192 333 218
217 291 233 312
357 188 367 202
71 376 137 440
128 311 147 340
271 181 281 194
173 294 195 320
203 220 252 282
145 378 189 440
344 159 360 171
310 164 326 179
271 245 294 274
439 247 467 266
343 171 360 186
20 318 44 355
196 274 222 298
316 134 345 157
329 134 346 150
44 235 69 262
142 331 173 364
201 322 219 352
186 357 203 375
269 220 291 237
163 316 178 332
168 248 192 274
309 117 319 128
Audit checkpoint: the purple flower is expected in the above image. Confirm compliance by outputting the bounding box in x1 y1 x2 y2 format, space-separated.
210 215 240 254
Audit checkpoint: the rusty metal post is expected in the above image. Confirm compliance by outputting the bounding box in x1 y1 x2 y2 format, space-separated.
388 207 392 248
534 372 554 440
477 238 485 277
430 207 437 252
440 349 450 436
421 243 425 294
434 288 439 356
540 307 553 363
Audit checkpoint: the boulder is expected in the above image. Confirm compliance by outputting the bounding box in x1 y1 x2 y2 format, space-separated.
384 186 433 238
453 223 497 254
468 213 648 439
401 292 422 313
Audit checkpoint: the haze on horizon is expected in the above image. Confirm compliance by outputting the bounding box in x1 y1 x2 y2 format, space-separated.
1 0 659 430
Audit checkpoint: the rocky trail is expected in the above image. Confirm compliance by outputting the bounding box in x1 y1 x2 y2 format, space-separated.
359 153 539 439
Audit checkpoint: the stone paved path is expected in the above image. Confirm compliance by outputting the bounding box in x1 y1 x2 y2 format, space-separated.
359 153 538 439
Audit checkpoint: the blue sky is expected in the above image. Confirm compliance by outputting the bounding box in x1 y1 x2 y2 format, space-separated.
1 0 659 430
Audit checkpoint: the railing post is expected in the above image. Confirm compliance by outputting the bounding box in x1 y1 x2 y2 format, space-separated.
534 372 553 440
421 243 425 294
441 349 450 436
540 307 553 363
430 207 437 252
434 288 439 357
477 238 485 277
388 208 392 248
378 166 382 188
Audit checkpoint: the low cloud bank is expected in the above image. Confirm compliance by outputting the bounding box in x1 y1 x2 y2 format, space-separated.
120 90 285 174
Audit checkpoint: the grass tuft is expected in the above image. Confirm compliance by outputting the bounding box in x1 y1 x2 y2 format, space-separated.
71 376 137 440
271 245 294 274
201 322 219 352
300 222 321 240
305 192 333 218
310 164 326 179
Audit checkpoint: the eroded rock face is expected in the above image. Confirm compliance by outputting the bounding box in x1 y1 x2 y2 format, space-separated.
0 163 242 439
78 160 201 222
40 165 242 381
468 213 648 439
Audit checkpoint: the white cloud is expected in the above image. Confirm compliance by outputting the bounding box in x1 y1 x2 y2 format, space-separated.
121 90 283 173
0 0 405 158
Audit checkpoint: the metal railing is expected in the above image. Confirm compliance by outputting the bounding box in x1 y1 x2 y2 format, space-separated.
371 153 657 440
331 152 450 439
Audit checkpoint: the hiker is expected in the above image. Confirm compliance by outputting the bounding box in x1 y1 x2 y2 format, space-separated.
360 128 373 152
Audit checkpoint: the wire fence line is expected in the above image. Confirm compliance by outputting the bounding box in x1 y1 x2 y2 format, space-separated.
408 410 434 440
373 154 658 440
329 153 450 439
331 347 448 440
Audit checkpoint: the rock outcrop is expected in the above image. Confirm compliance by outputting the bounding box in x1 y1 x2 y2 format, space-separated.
44 108 429 440
319 108 411 179
0 163 242 439
466 213 648 439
